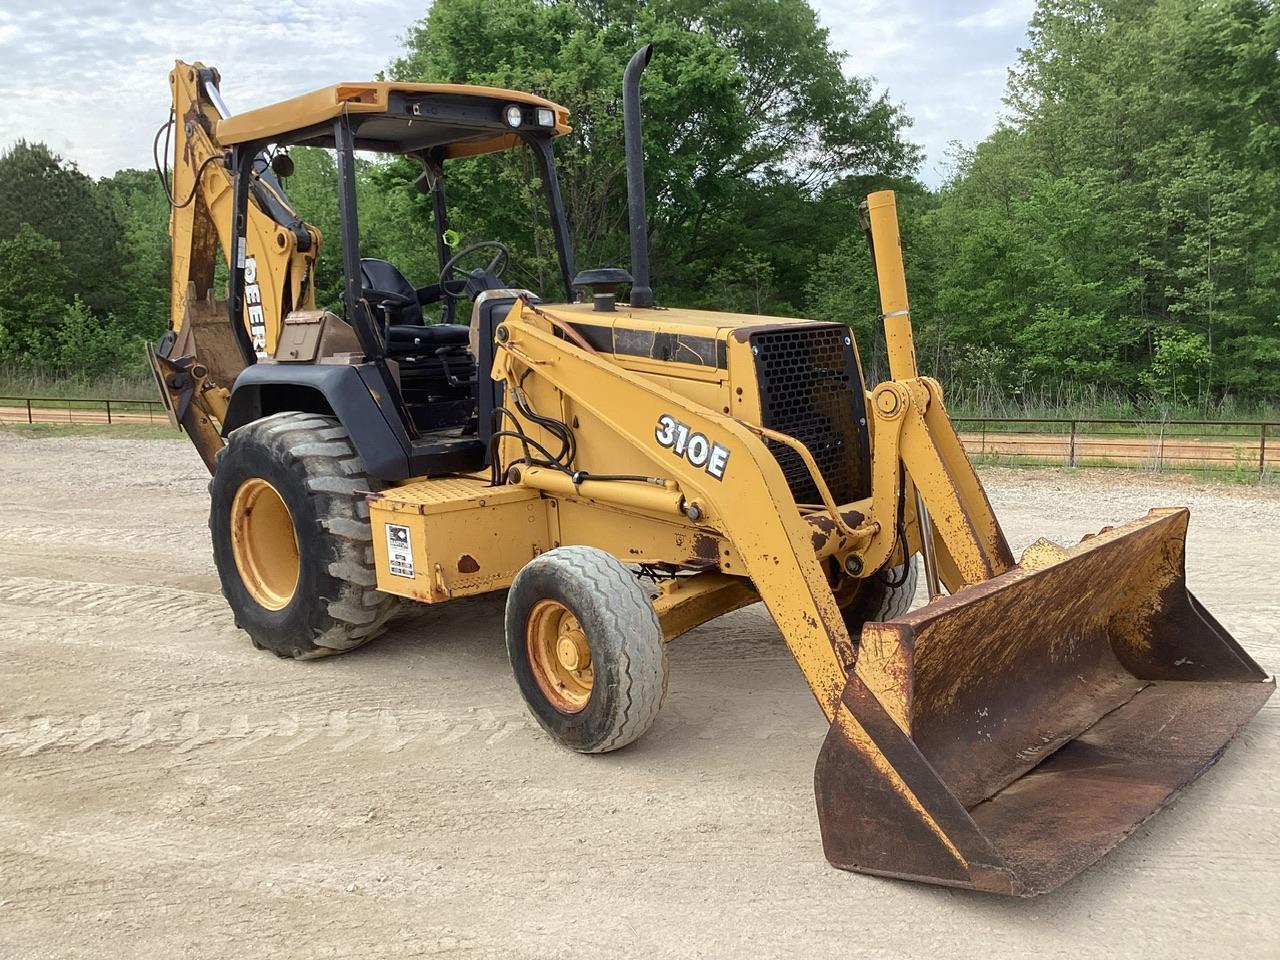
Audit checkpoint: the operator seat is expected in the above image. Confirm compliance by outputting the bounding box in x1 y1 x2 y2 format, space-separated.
359 258 470 352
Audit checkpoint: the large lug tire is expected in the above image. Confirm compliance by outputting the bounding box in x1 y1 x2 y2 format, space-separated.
839 556 919 635
505 546 668 754
209 411 398 659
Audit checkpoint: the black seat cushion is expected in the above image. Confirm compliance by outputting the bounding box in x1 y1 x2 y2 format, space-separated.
360 257 423 327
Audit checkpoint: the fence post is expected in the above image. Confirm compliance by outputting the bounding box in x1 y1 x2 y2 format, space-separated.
26 398 32 424
1261 424 1268 479
1069 419 1077 468
105 399 112 425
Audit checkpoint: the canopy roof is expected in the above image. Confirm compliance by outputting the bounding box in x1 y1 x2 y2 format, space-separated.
215 82 571 159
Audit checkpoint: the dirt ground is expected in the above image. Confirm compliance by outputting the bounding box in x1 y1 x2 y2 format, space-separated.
1 433 1276 960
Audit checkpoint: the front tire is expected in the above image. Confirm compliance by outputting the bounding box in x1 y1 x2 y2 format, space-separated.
209 412 398 659
505 546 667 753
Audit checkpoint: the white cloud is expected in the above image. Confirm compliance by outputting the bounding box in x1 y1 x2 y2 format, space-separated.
815 0 1035 184
0 0 1035 187
0 0 424 176
957 0 1035 30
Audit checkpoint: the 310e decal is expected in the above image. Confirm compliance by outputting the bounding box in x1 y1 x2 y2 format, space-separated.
655 414 730 479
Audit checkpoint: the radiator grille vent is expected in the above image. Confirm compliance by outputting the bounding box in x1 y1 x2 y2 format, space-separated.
750 324 870 506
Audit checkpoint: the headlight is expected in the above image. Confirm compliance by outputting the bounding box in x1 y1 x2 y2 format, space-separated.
504 104 523 128
536 107 555 127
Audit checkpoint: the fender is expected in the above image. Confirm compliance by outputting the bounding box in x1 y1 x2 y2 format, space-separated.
223 363 412 480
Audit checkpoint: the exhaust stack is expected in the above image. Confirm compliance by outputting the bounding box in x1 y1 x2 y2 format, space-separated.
623 44 655 308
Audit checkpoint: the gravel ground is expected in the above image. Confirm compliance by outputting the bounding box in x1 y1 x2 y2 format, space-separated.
1 434 1276 959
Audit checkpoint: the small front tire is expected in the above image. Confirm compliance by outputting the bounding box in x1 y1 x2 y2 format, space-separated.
505 546 667 753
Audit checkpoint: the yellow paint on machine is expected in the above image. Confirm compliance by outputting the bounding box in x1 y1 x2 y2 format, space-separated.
151 46 1275 897
370 477 551 602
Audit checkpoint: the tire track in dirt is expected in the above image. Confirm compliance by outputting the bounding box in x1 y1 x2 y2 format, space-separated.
0 523 206 549
0 705 533 761
0 575 224 622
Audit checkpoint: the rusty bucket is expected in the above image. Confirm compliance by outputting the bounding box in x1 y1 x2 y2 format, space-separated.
814 508 1273 896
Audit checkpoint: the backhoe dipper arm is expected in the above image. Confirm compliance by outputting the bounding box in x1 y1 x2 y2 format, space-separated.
165 61 319 365
154 62 322 471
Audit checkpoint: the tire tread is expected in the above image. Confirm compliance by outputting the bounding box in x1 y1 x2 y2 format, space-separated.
211 412 397 659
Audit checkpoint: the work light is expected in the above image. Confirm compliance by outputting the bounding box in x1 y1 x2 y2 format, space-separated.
536 107 555 127
504 104 523 128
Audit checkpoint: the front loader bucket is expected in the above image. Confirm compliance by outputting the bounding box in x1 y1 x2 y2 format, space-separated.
815 508 1273 896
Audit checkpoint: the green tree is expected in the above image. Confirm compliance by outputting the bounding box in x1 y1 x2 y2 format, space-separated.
0 141 128 316
54 297 135 378
925 0 1280 408
98 168 171 340
388 0 918 307
0 224 70 364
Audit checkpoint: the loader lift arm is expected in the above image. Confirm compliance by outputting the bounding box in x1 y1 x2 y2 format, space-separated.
488 188 1272 895
489 298 1037 876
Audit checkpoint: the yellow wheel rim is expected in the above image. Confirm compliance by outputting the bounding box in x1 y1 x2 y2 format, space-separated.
526 599 594 714
230 477 300 611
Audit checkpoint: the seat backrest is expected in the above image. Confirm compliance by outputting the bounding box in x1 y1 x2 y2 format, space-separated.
360 258 423 327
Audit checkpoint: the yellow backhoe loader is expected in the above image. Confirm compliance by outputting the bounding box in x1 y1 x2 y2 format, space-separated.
149 47 1273 896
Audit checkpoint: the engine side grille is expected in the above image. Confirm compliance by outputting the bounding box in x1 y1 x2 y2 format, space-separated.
749 324 871 506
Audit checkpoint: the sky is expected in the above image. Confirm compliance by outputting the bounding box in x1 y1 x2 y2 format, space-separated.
0 0 1035 188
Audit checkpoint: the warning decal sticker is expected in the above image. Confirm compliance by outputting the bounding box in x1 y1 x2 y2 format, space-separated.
386 524 415 579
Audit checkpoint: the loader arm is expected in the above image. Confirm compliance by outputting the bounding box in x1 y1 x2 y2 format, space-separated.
493 302 855 718
493 192 1271 896
492 301 1023 868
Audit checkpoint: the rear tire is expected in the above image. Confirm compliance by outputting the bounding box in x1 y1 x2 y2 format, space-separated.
209 412 398 659
505 546 667 753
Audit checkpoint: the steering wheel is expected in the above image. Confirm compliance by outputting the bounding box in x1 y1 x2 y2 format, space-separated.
439 241 509 301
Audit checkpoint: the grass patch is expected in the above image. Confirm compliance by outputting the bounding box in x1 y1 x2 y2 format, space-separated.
0 365 157 402
972 451 1275 485
945 380 1280 424
0 422 182 440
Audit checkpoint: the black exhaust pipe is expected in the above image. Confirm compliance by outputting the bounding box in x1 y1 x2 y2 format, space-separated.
623 44 655 308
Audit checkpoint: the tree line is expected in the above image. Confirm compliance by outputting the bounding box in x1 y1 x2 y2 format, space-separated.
0 0 1275 415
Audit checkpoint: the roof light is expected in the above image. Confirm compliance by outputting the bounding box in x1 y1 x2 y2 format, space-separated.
536 107 555 128
504 104 523 128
